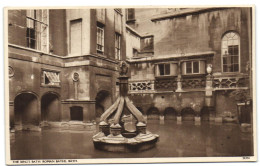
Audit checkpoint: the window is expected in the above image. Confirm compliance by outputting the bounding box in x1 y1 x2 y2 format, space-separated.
42 70 60 86
222 32 240 72
97 23 105 54
158 64 170 76
115 33 121 60
184 61 200 74
156 63 178 76
126 8 135 21
26 9 48 52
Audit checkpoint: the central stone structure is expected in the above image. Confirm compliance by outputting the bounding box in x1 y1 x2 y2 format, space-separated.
93 61 159 152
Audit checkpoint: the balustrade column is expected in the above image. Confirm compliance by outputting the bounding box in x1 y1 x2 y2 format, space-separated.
205 64 215 121
176 62 183 92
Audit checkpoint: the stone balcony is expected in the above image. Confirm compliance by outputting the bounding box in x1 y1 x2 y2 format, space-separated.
128 74 249 93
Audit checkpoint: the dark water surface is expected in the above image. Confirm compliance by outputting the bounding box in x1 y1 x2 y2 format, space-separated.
10 121 253 160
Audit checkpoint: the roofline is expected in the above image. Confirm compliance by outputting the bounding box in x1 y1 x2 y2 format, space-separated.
126 24 153 38
151 7 229 22
127 51 216 63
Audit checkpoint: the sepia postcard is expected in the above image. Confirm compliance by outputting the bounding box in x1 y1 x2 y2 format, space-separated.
4 5 257 165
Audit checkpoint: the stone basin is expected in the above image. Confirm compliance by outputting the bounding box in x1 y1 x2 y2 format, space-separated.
93 131 159 152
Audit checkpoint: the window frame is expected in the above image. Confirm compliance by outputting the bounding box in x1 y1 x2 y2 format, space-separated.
221 31 240 73
41 68 61 88
26 9 49 52
115 33 121 60
157 63 171 76
184 61 201 75
96 23 105 54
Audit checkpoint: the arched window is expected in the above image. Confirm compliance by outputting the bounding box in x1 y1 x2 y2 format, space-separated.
222 32 240 72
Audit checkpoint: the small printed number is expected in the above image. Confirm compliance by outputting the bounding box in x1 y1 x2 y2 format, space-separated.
243 156 250 159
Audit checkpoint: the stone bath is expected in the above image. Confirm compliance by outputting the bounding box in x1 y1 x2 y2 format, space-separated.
10 121 253 160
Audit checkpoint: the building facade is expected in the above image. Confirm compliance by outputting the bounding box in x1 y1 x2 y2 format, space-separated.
8 9 126 131
125 8 252 122
8 7 253 131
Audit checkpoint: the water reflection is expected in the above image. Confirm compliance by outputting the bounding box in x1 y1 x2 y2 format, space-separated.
10 121 253 160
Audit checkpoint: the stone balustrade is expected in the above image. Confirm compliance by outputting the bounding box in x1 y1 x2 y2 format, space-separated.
129 80 155 92
128 75 248 93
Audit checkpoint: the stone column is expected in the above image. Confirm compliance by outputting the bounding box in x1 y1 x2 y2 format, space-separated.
205 73 216 122
176 62 183 92
35 100 42 131
119 76 129 97
9 101 15 132
160 115 164 124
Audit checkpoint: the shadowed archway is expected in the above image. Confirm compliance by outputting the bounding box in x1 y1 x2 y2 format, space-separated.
147 107 160 120
164 107 177 120
181 107 195 121
14 93 39 129
41 92 60 122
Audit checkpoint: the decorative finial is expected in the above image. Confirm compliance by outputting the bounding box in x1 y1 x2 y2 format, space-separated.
206 64 212 75
119 61 128 76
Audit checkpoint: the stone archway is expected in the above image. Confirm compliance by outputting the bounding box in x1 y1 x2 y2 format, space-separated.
181 107 195 121
41 92 60 122
14 93 39 130
95 90 112 121
147 107 160 120
164 107 177 120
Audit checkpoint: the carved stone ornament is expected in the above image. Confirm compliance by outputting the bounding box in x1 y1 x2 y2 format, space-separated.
9 66 14 78
206 64 213 75
72 72 79 82
119 61 128 76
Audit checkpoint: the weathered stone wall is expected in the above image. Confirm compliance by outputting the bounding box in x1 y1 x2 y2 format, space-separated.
8 9 124 129
130 62 155 81
49 9 67 56
129 92 205 115
151 8 250 73
8 10 27 47
127 8 251 120
125 29 141 59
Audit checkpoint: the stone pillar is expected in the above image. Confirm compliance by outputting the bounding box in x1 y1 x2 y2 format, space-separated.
194 116 201 125
205 73 215 121
99 121 110 135
177 116 182 124
35 100 42 131
136 122 147 134
110 123 122 136
176 62 183 92
119 76 129 97
160 115 164 124
9 101 15 132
